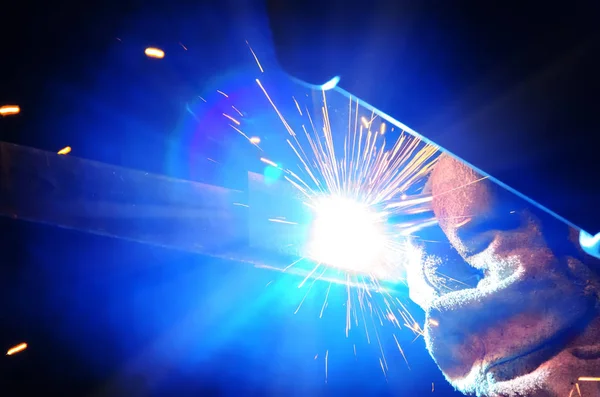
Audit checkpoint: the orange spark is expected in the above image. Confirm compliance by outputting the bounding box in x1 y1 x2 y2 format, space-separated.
0 105 20 116
57 146 72 155
360 116 370 128
222 113 240 125
578 377 600 382
144 47 164 59
6 342 27 356
231 105 244 117
260 157 278 168
249 136 261 144
380 122 386 134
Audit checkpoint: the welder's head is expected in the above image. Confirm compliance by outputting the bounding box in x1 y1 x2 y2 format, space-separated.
405 154 600 396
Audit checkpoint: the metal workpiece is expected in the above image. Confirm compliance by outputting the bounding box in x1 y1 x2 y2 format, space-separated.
247 171 309 258
0 142 249 255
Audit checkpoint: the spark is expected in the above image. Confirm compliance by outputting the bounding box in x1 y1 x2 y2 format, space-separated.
576 383 582 396
246 41 265 73
250 80 439 376
213 46 440 379
231 105 244 117
230 124 253 141
428 318 439 327
292 97 303 116
232 202 249 207
144 47 164 59
432 382 435 392
294 266 324 314
433 175 489 199
360 116 370 128
57 146 71 155
179 42 188 50
222 113 240 125
268 218 297 225
319 282 332 318
255 81 438 277
6 342 27 356
0 105 20 116
260 157 278 168
379 357 387 379
393 334 410 369
578 377 600 382
198 96 207 103
325 350 329 383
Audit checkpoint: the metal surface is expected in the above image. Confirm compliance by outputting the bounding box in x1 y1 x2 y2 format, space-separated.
0 142 248 256
0 141 318 270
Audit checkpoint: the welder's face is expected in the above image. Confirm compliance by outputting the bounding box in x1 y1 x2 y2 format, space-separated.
406 154 600 397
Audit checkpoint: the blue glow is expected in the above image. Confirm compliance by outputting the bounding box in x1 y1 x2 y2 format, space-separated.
263 165 283 184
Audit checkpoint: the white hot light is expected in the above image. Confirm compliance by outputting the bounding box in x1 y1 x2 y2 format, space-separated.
307 196 388 274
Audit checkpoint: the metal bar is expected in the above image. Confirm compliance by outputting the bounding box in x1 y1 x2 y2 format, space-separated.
0 142 408 291
0 142 249 255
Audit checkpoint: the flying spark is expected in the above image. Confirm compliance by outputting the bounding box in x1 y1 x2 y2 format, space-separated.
144 47 165 59
246 41 265 73
198 44 442 379
0 105 20 116
222 113 240 125
57 146 72 155
260 157 278 168
248 74 439 376
6 342 27 356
